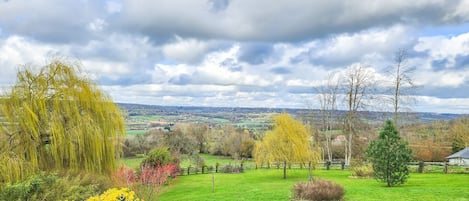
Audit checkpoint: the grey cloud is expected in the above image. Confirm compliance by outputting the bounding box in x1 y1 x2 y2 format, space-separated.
119 0 469 42
270 67 291 74
220 58 243 72
286 86 313 94
455 55 469 68
0 0 108 43
417 84 469 99
431 59 450 71
238 43 273 64
208 0 230 12
169 74 192 85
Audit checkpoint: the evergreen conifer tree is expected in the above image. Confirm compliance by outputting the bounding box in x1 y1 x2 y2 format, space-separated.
366 120 412 187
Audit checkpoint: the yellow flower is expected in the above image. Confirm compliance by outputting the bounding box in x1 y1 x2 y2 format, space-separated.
86 188 141 201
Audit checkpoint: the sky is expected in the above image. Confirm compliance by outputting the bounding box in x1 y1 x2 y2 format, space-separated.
1 0 469 114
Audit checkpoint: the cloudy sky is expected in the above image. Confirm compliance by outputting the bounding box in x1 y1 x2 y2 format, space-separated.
1 0 469 114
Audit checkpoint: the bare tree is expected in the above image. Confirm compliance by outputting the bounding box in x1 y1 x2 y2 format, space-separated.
389 49 416 126
316 73 340 162
342 63 376 165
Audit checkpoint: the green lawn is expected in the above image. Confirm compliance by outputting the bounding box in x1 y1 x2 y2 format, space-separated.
121 154 469 200
125 129 147 136
159 169 469 201
120 157 144 169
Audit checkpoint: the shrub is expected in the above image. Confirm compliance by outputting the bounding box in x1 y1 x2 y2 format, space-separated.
140 147 171 168
221 164 243 173
86 187 141 201
0 172 111 201
292 180 344 201
113 166 137 187
350 163 373 178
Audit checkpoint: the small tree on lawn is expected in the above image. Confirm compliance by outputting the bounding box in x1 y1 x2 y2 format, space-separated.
366 120 412 187
254 113 321 179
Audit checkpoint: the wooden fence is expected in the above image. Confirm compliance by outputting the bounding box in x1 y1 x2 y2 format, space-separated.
177 161 469 176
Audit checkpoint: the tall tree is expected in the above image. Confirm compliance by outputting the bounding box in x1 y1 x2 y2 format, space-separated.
389 49 416 125
254 113 321 179
343 64 376 165
317 73 340 162
0 60 125 181
450 117 469 152
366 120 412 187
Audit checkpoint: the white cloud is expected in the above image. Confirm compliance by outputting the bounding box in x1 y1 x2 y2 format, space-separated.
162 36 209 64
415 33 469 68
415 96 469 114
88 18 107 32
0 36 59 84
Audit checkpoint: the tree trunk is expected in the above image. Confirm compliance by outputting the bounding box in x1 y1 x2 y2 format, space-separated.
283 161 287 179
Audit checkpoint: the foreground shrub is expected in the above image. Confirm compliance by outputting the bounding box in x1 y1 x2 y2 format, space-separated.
0 172 111 201
292 180 344 201
86 188 141 201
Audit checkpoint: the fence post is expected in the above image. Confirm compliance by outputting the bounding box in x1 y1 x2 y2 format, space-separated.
418 161 424 173
444 162 448 174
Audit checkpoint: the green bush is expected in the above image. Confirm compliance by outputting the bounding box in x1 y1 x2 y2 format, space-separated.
0 172 112 201
140 147 171 168
292 180 344 201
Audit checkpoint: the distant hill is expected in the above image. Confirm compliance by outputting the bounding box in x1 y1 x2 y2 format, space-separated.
117 103 464 124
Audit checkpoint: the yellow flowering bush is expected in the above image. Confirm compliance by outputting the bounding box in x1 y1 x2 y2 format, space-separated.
86 188 141 201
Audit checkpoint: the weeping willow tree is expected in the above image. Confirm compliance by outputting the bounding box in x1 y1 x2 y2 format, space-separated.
254 113 321 179
0 60 125 183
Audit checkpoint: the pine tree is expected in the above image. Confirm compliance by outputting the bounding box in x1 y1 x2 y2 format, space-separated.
366 120 412 187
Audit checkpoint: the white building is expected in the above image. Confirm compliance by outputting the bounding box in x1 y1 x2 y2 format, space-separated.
446 147 469 166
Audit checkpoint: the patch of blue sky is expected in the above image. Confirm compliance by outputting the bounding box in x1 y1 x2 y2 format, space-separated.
418 22 469 37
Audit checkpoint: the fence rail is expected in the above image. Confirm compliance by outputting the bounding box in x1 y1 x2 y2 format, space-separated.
177 161 469 176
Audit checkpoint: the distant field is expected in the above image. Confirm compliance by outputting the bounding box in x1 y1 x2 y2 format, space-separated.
159 169 469 201
121 154 254 169
125 129 147 136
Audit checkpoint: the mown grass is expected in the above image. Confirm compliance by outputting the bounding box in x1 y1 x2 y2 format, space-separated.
159 169 469 201
121 155 469 200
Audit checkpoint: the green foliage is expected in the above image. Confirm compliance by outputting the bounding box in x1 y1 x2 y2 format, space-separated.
0 60 125 180
0 172 112 201
366 120 412 187
0 152 35 184
141 147 171 168
164 128 197 154
292 180 345 201
449 117 469 152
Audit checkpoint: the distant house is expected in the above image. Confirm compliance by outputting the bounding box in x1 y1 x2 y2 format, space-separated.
332 135 346 145
446 147 469 166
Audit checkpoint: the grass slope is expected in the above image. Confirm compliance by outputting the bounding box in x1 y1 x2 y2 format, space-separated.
159 169 469 201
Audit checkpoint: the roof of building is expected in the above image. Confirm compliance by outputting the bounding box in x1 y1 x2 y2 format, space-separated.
446 147 469 159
